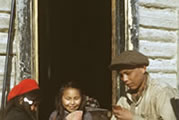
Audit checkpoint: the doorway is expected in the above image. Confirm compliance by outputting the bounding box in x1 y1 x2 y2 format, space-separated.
39 0 111 119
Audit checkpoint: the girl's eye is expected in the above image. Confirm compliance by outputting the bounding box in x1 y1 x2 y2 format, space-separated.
74 97 80 100
65 97 71 100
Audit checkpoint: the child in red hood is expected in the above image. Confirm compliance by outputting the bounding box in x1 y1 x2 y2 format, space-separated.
3 79 40 120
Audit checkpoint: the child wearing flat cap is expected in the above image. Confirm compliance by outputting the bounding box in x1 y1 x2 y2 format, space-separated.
3 79 40 120
110 50 179 120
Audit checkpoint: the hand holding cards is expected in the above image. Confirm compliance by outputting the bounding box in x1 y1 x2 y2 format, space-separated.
112 105 122 111
66 111 83 120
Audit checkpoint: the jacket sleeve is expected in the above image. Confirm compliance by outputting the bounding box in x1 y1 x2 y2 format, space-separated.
110 115 116 120
155 87 178 120
49 111 58 120
133 87 178 120
110 111 148 120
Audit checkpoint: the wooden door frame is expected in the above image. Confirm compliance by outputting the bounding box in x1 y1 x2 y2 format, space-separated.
16 0 39 82
111 0 139 104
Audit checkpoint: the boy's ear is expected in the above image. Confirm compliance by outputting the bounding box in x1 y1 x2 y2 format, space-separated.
141 66 146 74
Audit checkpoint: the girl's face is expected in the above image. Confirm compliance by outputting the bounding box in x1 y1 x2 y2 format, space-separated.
62 87 82 112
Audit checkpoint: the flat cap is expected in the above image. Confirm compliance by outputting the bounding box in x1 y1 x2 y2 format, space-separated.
109 50 149 70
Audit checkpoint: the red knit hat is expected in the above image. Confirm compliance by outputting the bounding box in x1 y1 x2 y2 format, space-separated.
7 79 40 102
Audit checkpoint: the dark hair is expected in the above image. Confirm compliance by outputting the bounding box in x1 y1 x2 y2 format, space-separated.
55 81 86 120
3 89 40 120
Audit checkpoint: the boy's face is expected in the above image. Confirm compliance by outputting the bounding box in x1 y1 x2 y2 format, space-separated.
119 66 146 90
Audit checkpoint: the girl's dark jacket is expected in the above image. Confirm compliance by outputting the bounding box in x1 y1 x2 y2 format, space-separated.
3 106 35 120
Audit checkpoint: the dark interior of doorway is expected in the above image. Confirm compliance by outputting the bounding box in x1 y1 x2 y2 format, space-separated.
39 0 111 119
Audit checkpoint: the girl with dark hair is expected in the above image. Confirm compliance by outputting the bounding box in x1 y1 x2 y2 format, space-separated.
3 79 40 120
49 81 110 120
